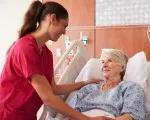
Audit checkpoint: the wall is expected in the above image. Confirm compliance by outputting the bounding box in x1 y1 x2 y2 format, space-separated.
96 0 150 26
44 0 150 64
95 0 150 59
0 0 33 72
45 0 95 65
95 26 150 60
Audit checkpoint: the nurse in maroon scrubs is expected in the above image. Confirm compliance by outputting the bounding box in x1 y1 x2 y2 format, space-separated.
0 1 107 120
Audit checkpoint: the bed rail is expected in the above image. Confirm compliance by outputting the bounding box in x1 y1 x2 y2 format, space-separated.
38 40 90 120
55 40 90 84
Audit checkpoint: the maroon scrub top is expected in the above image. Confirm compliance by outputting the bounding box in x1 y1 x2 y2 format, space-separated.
0 34 54 120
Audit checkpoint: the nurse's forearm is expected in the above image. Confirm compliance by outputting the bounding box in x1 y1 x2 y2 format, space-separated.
44 93 88 120
53 81 85 95
52 79 100 95
115 113 133 120
31 74 88 120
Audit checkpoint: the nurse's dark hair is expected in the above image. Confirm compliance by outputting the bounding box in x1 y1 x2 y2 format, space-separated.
18 0 68 38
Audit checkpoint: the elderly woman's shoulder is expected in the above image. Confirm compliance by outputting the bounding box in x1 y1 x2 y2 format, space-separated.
121 81 144 91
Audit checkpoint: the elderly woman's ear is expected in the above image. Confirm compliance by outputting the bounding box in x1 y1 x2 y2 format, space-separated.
122 66 125 71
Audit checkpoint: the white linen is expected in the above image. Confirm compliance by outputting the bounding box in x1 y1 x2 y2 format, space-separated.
82 109 115 118
123 51 148 90
55 109 115 120
75 58 104 82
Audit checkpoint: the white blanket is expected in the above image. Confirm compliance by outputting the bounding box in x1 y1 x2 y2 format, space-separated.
82 109 115 118
47 109 115 120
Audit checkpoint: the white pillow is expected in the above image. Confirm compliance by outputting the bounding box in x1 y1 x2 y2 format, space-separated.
146 63 150 111
75 58 104 82
124 52 150 112
123 52 148 90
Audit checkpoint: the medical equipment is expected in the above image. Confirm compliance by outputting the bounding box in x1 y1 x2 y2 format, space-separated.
37 41 150 120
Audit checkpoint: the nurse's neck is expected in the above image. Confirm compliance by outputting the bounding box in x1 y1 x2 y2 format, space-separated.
31 30 49 48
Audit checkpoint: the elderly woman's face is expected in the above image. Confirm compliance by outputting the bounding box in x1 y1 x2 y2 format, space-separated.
101 57 123 79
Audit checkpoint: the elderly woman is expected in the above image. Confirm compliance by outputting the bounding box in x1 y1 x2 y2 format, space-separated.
67 49 145 120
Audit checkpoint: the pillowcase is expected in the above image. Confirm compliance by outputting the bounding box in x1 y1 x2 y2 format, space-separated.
123 51 149 111
123 51 148 90
146 62 150 111
75 58 104 82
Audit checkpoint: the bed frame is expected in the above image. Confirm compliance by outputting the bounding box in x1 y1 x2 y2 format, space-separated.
37 41 150 120
37 41 90 120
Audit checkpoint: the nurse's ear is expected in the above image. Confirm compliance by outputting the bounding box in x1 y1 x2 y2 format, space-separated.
45 13 57 25
48 13 57 25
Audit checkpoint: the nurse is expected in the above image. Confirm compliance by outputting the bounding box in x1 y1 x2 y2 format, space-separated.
0 1 104 120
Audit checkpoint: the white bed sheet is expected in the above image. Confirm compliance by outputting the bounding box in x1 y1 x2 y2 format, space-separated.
53 109 115 120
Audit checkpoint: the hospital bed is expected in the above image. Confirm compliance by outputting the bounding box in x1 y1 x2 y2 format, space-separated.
37 41 150 120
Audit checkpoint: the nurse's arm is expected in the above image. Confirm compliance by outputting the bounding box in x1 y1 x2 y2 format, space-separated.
115 113 133 120
30 74 88 120
51 78 100 95
51 78 85 95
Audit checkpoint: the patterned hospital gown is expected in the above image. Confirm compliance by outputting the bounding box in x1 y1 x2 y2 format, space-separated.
68 81 145 120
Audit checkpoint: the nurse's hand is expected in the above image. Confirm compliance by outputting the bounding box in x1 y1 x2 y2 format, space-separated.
84 79 103 85
69 116 114 120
